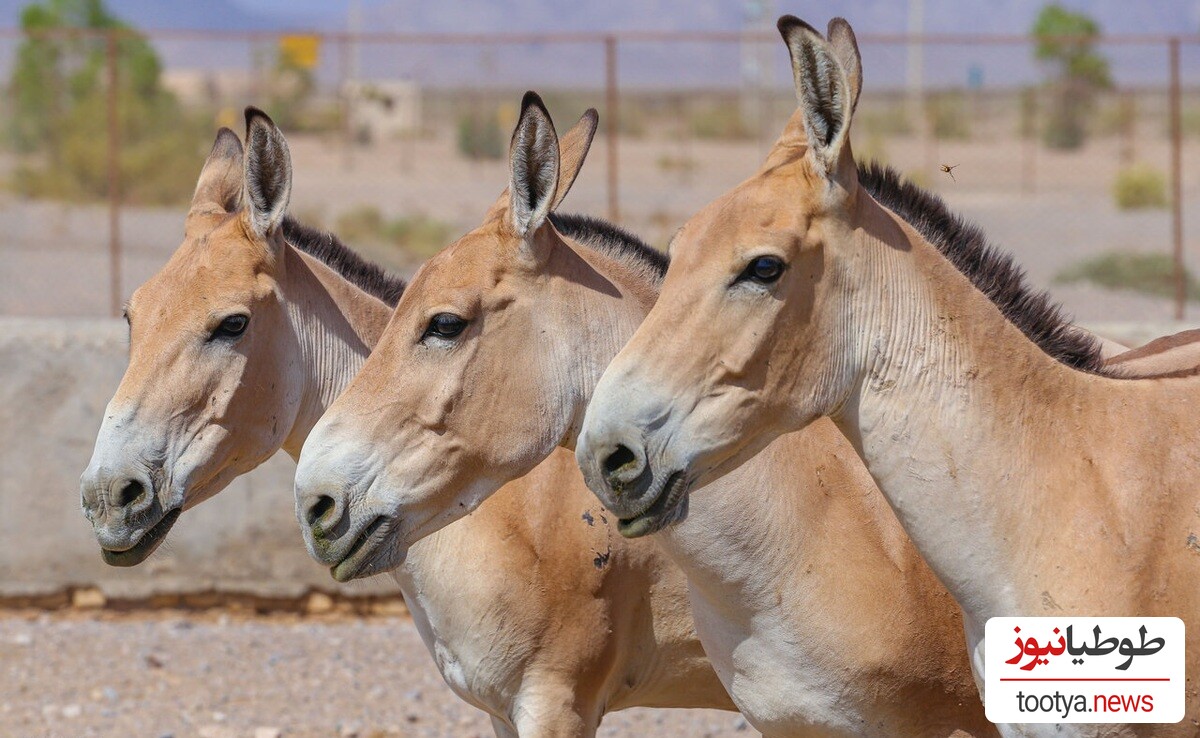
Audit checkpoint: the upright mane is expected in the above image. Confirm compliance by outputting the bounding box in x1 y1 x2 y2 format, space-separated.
550 212 668 283
281 216 407 307
856 161 1109 375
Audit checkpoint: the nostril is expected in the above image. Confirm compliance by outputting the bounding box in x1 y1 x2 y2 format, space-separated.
117 480 146 509
603 444 638 476
307 495 336 527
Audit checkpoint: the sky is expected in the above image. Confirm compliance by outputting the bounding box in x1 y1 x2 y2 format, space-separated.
0 1 1196 88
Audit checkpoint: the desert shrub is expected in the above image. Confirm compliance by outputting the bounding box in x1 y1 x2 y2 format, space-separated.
856 108 912 137
688 104 751 140
1055 251 1198 301
457 112 505 160
335 206 452 263
656 153 697 172
927 93 970 140
1112 164 1167 210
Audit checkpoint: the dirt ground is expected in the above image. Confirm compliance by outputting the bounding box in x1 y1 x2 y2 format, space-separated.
0 609 756 738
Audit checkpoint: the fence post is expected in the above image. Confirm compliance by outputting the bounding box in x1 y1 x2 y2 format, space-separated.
1169 36 1184 320
605 34 619 224
106 30 122 318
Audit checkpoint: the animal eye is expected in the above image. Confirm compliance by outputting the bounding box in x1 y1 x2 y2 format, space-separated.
738 256 785 284
424 313 467 340
212 314 249 339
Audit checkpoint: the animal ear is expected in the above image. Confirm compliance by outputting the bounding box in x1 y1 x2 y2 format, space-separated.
190 127 244 214
826 18 862 116
777 15 854 173
552 108 598 211
243 106 293 239
508 91 560 238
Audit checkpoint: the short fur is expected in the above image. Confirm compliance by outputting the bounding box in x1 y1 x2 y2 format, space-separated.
857 161 1110 375
281 216 406 306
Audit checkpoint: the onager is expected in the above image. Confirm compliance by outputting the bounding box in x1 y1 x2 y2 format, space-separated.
294 92 995 737
78 109 732 737
576 16 1199 738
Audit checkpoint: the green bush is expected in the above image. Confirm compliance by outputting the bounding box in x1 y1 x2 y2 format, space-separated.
456 112 505 160
1113 164 1167 210
6 0 208 205
1055 252 1198 301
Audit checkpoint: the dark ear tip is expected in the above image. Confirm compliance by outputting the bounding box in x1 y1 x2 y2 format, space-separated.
777 14 820 39
827 17 852 36
209 127 243 158
582 108 599 127
244 106 275 131
519 91 549 117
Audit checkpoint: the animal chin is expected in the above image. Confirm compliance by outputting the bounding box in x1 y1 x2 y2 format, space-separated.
330 516 395 582
99 508 182 567
616 471 690 538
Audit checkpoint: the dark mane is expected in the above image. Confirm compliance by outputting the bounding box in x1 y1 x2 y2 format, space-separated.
856 161 1109 375
281 216 406 307
550 212 667 282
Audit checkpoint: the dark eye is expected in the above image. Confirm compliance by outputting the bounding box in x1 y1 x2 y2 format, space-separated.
738 256 785 284
212 314 249 340
424 313 467 340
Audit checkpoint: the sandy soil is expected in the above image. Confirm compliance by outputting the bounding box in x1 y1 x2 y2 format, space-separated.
0 610 756 738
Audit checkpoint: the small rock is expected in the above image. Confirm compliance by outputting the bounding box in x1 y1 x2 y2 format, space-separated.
145 654 165 669
211 711 226 723
734 716 750 731
71 588 106 609
306 592 334 614
62 704 82 719
338 722 360 738
198 726 234 738
102 686 119 702
11 632 32 646
254 728 283 738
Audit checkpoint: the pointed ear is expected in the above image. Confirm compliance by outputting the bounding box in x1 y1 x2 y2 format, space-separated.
826 18 862 116
243 106 292 238
777 15 854 173
508 91 559 238
551 108 598 211
190 127 244 214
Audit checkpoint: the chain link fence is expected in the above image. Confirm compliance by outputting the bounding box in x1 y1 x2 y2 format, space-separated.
0 28 1196 324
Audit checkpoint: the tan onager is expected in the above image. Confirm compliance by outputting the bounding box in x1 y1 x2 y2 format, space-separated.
78 109 732 737
294 91 996 737
576 16 1199 738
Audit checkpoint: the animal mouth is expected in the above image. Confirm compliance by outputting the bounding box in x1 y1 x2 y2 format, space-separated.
617 471 690 538
99 508 182 567
330 516 394 583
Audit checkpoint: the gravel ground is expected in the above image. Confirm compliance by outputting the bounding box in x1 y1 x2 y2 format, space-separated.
0 611 756 738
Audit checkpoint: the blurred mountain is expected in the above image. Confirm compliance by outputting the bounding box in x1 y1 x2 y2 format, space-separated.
0 0 1191 35
0 0 1193 88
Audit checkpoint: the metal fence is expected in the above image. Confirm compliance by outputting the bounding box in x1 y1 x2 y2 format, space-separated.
0 27 1197 324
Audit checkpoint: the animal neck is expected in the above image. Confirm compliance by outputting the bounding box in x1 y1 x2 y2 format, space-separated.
830 194 1114 619
550 236 661 450
280 244 393 459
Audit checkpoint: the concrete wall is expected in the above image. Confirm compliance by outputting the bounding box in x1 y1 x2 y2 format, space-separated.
0 318 397 600
0 317 1191 600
